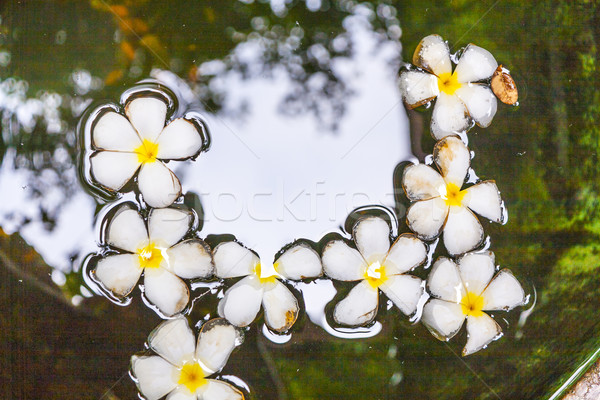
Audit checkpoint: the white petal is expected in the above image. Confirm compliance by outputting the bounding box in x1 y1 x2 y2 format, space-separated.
402 164 445 201
92 111 141 151
333 280 379 326
125 96 167 142
463 313 502 356
406 197 449 240
263 281 299 332
275 243 322 280
214 242 258 279
398 70 439 108
166 240 213 279
427 257 464 303
94 254 142 297
144 267 189 317
166 387 197 400
138 161 182 208
90 151 140 191
196 319 240 374
430 93 469 140
353 216 391 263
199 380 244 400
148 207 193 247
443 206 484 256
481 269 525 311
106 206 148 253
383 234 427 275
156 118 203 160
148 317 196 367
322 240 367 281
421 299 465 340
464 181 503 222
458 252 495 296
131 355 178 400
434 135 470 187
454 44 498 83
380 274 423 316
218 276 263 327
412 34 452 75
455 84 497 127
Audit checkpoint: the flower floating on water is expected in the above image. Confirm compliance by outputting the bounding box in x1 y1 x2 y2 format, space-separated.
421 252 525 356
399 34 501 139
87 93 208 208
92 203 213 317
214 241 322 332
322 216 427 326
402 135 503 256
131 316 245 400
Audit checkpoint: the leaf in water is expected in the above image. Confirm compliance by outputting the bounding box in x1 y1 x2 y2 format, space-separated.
491 65 518 105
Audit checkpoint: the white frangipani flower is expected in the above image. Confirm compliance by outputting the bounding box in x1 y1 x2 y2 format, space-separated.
92 203 213 317
421 252 525 356
131 316 245 400
322 216 427 327
399 34 499 139
402 135 504 256
214 241 322 332
88 94 208 208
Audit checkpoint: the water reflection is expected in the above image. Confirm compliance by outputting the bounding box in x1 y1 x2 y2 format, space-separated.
1 1 599 399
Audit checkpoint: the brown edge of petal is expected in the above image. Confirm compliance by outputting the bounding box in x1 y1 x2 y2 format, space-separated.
401 163 442 202
405 95 438 110
411 34 445 75
461 315 502 357
425 256 458 298
405 200 449 242
199 317 244 347
491 64 518 105
485 268 526 311
270 300 299 333
388 233 428 271
433 135 471 175
466 179 503 223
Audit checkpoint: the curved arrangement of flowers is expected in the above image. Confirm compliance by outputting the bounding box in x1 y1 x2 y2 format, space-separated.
77 33 527 400
402 135 503 255
322 216 427 326
84 89 209 208
91 202 213 317
131 316 245 399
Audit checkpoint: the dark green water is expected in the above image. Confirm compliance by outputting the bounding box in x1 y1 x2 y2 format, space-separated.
1 1 599 399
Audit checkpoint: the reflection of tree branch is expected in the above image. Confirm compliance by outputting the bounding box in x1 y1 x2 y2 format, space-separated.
0 248 75 310
256 333 288 400
0 232 86 313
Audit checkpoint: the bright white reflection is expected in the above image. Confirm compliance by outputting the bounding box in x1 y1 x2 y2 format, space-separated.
180 19 410 264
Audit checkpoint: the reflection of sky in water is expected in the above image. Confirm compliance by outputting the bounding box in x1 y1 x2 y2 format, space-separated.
0 18 408 273
181 21 409 264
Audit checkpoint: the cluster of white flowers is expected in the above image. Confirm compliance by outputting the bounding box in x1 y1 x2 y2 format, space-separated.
397 34 525 355
79 34 526 400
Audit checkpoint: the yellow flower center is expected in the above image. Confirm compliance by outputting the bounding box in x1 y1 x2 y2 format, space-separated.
364 261 388 289
440 182 466 207
460 291 485 317
437 71 462 95
137 242 164 269
177 362 208 393
134 139 159 164
254 262 277 284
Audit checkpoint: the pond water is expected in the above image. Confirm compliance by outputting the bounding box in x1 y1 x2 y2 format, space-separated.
1 1 599 399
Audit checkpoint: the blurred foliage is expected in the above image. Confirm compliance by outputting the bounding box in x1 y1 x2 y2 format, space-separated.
0 0 600 399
